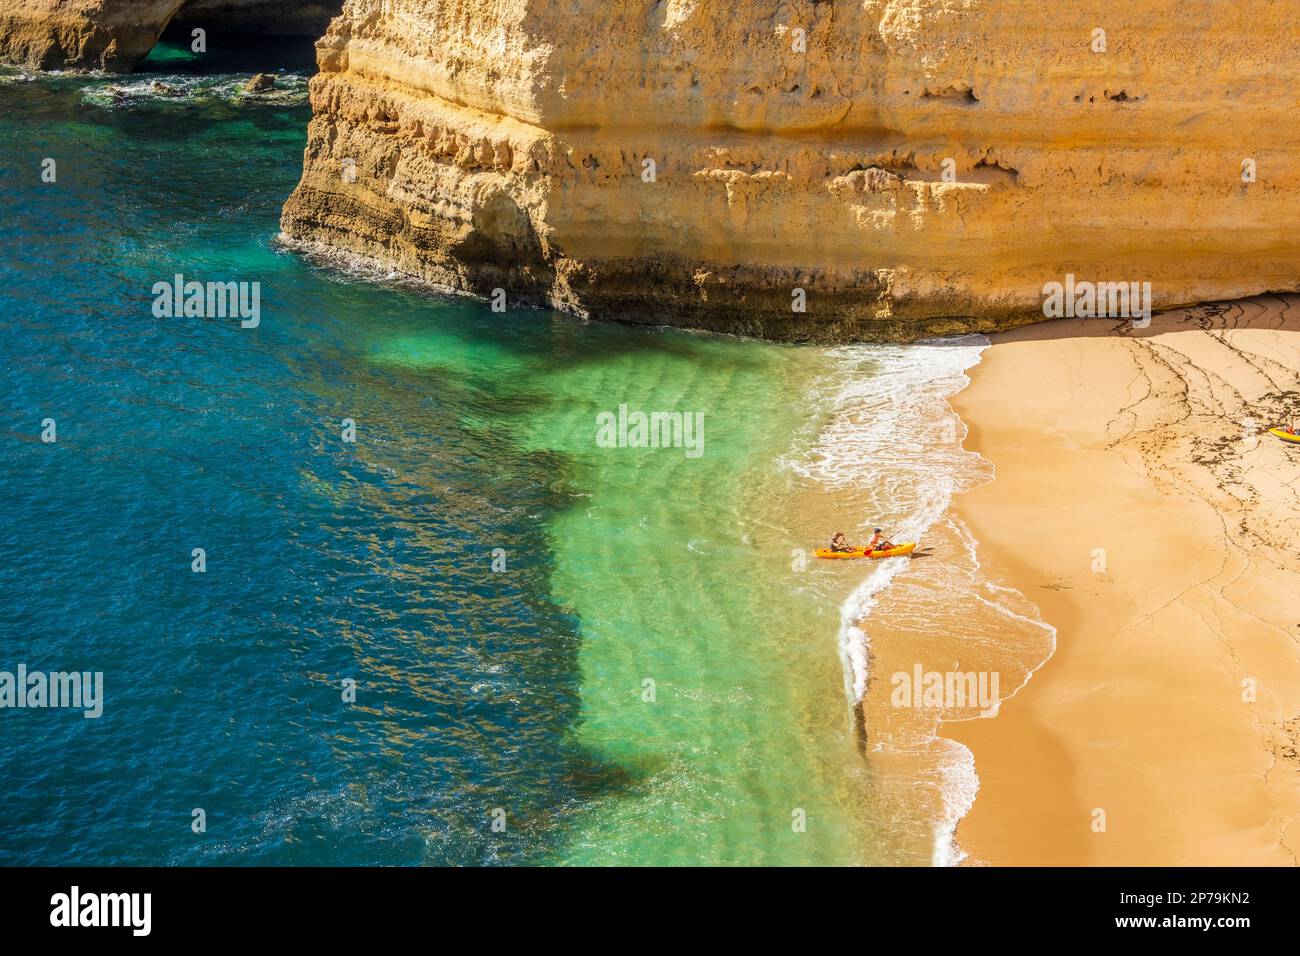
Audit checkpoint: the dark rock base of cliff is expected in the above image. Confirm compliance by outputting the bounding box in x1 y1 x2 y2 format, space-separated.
280 182 1046 345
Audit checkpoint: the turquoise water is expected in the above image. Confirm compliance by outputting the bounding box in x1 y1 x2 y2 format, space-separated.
0 47 909 865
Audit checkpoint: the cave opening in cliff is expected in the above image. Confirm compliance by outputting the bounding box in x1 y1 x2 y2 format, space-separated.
137 1 342 76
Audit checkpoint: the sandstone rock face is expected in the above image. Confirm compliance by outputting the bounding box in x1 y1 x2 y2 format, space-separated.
278 0 1300 341
0 1 182 71
0 0 341 71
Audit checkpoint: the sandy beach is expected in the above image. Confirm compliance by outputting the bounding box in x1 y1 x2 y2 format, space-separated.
946 294 1300 866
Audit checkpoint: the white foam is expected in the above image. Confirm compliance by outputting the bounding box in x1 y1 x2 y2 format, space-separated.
931 736 978 867
80 73 309 108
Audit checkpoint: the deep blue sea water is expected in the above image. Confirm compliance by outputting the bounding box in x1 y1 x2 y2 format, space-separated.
0 50 626 866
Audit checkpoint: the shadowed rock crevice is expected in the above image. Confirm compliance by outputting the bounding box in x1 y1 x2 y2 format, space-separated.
919 84 979 103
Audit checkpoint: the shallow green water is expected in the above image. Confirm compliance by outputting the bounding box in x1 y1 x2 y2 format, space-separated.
524 339 878 864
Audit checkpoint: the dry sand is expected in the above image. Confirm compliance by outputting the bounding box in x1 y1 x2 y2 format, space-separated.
946 294 1300 866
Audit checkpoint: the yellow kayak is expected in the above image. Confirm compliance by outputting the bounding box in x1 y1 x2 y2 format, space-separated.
1269 428 1300 444
815 543 917 560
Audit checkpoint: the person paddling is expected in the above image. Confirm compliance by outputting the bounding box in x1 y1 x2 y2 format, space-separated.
829 531 854 553
867 528 896 553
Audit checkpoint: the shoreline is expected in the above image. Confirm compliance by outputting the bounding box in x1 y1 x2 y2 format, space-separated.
942 297 1300 866
833 337 1056 866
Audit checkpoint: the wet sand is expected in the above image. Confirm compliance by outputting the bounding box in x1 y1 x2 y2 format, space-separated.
946 295 1300 865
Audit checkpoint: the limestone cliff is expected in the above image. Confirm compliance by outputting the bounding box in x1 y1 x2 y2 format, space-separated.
6 1 1297 340
0 0 340 71
278 0 1300 341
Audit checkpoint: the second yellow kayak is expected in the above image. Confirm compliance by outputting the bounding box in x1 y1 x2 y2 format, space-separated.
1269 427 1300 444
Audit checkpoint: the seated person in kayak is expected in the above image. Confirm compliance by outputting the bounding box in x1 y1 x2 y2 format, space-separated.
867 528 896 552
828 532 854 553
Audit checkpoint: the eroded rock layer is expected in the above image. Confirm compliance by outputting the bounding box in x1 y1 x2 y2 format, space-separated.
0 0 341 71
277 0 1300 341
